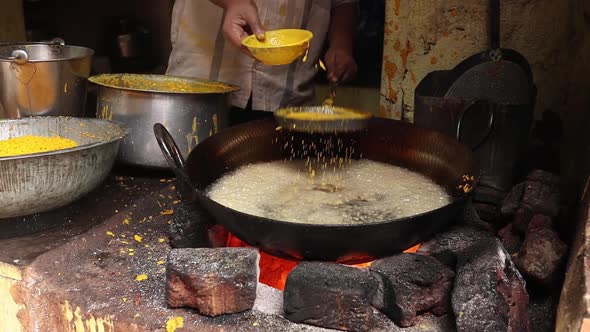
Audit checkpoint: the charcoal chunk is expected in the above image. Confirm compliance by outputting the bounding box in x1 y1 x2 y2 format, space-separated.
284 262 378 331
500 170 561 228
417 226 493 268
521 177 560 217
528 214 553 230
166 248 259 316
473 185 507 205
498 223 522 255
458 200 495 232
515 220 567 285
528 296 557 332
372 312 456 332
473 202 499 223
208 224 230 248
452 239 529 332
369 253 454 327
512 207 534 235
168 201 215 248
526 170 560 186
501 183 525 216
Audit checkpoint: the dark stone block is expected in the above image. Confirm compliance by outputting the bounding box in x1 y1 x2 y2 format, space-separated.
369 253 454 327
452 239 529 332
166 248 259 316
498 223 522 255
473 202 499 223
473 185 507 205
208 224 230 248
168 201 215 248
372 312 456 332
284 262 378 331
501 183 525 216
527 214 553 230
528 296 557 332
458 200 495 232
515 221 567 285
512 207 534 235
526 170 560 186
417 226 493 268
521 177 560 217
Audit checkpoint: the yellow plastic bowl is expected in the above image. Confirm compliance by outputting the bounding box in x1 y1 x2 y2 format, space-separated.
242 29 313 66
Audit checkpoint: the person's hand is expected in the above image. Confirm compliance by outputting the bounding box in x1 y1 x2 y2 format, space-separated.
216 0 265 55
324 48 357 83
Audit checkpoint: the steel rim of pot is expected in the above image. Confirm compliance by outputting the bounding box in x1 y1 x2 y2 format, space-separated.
0 38 94 63
89 73 240 95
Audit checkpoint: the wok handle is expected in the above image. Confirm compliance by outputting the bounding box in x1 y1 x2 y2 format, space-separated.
153 123 185 170
153 123 195 200
456 101 495 151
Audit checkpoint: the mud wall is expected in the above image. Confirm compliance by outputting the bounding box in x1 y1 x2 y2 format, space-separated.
379 0 590 192
380 0 590 124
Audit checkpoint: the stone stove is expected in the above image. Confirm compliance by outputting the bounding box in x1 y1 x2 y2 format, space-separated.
167 200 534 332
0 168 576 332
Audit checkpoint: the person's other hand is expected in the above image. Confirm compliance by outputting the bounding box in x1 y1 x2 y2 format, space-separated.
324 48 357 83
220 0 265 54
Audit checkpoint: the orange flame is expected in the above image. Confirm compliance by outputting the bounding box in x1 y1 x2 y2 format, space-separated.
227 234 421 290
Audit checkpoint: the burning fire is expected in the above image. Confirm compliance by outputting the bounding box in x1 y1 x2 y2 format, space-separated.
226 233 420 290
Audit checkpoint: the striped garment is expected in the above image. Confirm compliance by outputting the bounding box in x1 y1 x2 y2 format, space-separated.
166 0 357 112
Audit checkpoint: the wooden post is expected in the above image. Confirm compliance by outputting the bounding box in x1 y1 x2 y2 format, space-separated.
556 177 590 332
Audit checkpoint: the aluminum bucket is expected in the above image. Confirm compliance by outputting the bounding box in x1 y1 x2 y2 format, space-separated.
0 38 94 119
89 73 239 169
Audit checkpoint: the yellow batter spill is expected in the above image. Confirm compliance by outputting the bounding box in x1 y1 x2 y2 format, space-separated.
0 135 78 157
98 104 113 120
212 113 219 134
165 316 184 332
186 116 199 154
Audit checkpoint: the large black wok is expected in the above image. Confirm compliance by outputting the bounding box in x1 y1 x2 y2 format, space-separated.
154 117 479 263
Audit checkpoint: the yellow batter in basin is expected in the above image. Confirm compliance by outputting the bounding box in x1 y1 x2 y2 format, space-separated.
0 135 78 157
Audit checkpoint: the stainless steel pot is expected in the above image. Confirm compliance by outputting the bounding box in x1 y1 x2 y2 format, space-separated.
0 38 94 119
0 116 127 218
89 73 239 169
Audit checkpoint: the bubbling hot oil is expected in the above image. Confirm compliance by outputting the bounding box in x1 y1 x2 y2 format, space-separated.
206 159 451 225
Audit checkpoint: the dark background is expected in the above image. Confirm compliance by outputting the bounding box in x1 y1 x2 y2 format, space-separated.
316 0 385 88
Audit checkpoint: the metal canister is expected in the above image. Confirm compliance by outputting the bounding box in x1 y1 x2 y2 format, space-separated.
414 97 533 193
89 73 239 169
0 38 94 118
413 70 535 193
